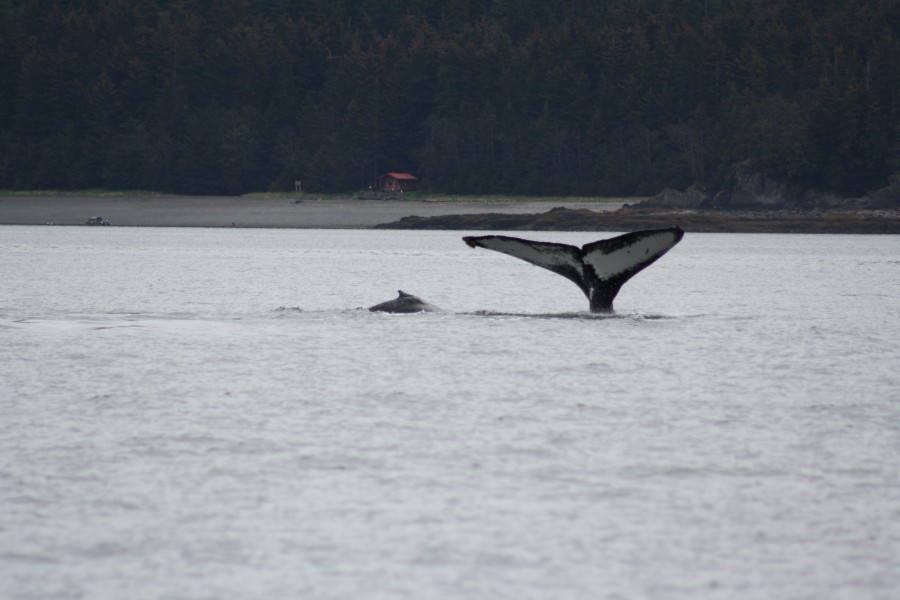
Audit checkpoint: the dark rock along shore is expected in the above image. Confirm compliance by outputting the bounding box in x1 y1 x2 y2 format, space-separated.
378 163 900 233
376 207 900 234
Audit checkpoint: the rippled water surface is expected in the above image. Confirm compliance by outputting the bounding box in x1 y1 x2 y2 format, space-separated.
2 226 899 599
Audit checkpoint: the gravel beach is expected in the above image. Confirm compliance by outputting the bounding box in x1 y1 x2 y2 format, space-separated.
5 193 897 233
0 194 622 229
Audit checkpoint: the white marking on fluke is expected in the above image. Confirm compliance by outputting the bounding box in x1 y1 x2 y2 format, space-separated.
463 227 684 313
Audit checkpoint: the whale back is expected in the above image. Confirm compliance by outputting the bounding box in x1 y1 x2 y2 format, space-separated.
369 290 441 313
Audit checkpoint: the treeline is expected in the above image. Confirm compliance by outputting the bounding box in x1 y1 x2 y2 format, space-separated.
0 0 898 196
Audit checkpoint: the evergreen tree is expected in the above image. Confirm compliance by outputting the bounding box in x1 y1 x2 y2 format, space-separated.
0 0 896 195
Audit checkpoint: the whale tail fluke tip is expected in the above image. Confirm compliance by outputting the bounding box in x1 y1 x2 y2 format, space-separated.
458 227 684 313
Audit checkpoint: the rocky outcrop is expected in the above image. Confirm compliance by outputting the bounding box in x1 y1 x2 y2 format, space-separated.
634 161 900 212
863 174 900 209
703 160 806 209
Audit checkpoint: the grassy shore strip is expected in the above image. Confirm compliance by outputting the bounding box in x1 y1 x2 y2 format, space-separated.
0 189 175 197
2 189 640 204
1 189 302 199
247 191 638 203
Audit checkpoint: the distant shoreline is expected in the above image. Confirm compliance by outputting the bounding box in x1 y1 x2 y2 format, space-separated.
0 192 624 229
1 192 898 233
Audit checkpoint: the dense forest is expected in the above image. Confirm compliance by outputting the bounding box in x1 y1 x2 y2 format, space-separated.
0 0 898 196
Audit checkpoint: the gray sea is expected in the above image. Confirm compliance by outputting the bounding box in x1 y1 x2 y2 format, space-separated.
1 225 899 599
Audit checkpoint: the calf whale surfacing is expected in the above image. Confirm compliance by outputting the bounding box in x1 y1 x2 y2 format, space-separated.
369 290 441 313
463 227 683 313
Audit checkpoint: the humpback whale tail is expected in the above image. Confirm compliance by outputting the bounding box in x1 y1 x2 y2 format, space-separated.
463 227 683 313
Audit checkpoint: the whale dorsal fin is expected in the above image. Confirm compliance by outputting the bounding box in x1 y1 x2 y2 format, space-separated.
463 227 683 312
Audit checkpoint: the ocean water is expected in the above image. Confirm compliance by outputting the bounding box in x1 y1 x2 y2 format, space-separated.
1 225 899 599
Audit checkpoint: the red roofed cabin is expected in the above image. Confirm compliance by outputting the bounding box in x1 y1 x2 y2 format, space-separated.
378 172 418 192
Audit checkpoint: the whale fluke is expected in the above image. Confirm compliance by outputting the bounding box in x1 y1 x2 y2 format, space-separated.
463 227 684 313
369 290 442 313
